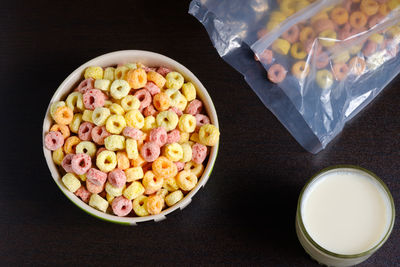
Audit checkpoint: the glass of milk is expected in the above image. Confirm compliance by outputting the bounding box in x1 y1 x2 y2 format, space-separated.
296 166 395 266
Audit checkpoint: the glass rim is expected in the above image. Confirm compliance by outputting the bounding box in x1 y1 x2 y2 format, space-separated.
297 165 395 259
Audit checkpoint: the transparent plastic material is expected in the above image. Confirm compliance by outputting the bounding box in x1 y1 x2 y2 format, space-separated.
190 0 400 153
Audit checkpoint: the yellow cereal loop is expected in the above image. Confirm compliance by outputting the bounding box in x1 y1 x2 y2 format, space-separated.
163 177 179 192
115 66 129 80
78 174 86 182
82 110 94 123
133 195 149 217
165 71 184 89
176 170 198 191
106 193 114 204
84 66 103 80
121 95 140 111
64 136 81 154
181 82 196 102
296 0 310 11
332 51 350 64
184 161 204 178
127 68 147 89
316 69 334 89
66 92 84 112
125 109 145 129
172 91 187 111
368 33 384 44
62 173 81 192
75 141 97 158
319 30 337 47
89 194 109 213
109 103 125 115
147 71 166 88
387 26 400 38
126 138 139 160
290 42 307 60
280 0 296 16
110 79 130 100
199 124 220 146
125 166 144 182
272 38 291 55
142 116 157 132
156 188 169 198
165 190 184 207
269 11 287 23
311 11 329 24
123 181 145 200
349 45 363 55
106 114 126 134
178 114 196 133
388 0 400 10
190 132 201 144
142 171 163 192
179 132 190 144
104 67 115 81
117 151 130 170
50 101 65 120
105 182 125 197
69 113 83 133
164 143 183 162
131 155 145 167
156 110 179 132
266 21 280 31
96 150 117 172
180 143 192 163
92 107 111 126
52 147 64 165
104 135 125 151
94 79 111 91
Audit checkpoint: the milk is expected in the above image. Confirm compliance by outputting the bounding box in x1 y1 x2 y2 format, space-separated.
296 167 395 267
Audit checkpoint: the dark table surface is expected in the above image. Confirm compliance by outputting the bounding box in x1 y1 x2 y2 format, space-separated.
1 0 399 266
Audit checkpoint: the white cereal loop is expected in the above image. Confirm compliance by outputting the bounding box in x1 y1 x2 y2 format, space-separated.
110 79 131 99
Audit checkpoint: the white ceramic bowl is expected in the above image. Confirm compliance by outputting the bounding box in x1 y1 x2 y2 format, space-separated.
42 50 219 225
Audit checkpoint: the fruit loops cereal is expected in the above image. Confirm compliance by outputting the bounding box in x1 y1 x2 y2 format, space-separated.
44 63 220 217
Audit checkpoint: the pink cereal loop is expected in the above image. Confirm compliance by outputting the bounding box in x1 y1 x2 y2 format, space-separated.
144 66 157 73
108 169 127 188
86 168 107 186
282 25 300 44
169 107 183 117
45 131 64 151
83 89 105 110
175 161 185 172
122 127 143 140
86 179 105 194
156 66 172 77
144 82 161 96
149 127 168 147
195 114 210 131
61 154 74 173
166 129 180 144
75 186 91 203
91 126 111 145
71 153 92 175
143 105 157 117
112 196 133 217
185 99 203 116
77 78 94 94
192 143 207 164
78 122 95 141
140 142 161 162
134 89 152 110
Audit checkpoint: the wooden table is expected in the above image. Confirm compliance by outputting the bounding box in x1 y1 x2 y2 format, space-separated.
1 0 398 265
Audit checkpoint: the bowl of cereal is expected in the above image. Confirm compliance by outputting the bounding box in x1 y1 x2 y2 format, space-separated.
42 50 220 225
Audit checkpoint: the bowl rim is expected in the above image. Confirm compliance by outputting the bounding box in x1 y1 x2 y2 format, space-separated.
42 50 219 225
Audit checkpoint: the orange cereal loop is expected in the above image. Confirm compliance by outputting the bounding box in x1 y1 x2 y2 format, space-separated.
54 106 73 125
127 68 147 89
63 136 81 154
50 124 70 139
349 11 367 29
299 27 316 44
312 18 335 34
332 63 349 81
361 0 379 15
349 57 366 75
153 92 170 111
131 155 146 167
330 7 349 25
117 151 130 170
379 3 389 16
152 156 178 179
291 61 310 79
310 12 329 24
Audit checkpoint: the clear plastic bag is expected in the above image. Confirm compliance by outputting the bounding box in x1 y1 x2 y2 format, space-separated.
189 0 400 153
